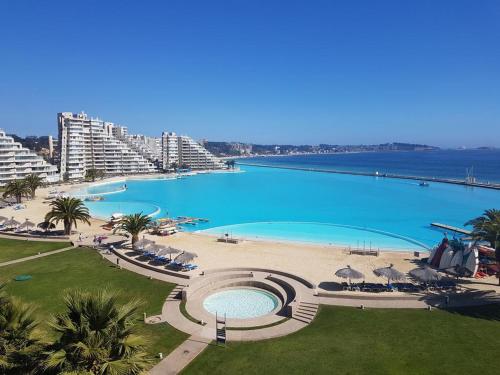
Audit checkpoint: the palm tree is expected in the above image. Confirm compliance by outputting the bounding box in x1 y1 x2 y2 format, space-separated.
85 168 105 182
0 286 42 374
465 209 500 285
113 213 152 246
2 180 31 204
45 197 91 235
23 174 44 199
43 290 151 374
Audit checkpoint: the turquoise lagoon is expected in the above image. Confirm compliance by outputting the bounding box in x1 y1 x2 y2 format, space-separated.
76 166 500 251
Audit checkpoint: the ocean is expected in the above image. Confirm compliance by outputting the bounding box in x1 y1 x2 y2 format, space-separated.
242 149 500 183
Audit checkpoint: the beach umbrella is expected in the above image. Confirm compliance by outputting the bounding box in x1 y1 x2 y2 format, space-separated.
174 251 198 264
133 238 155 250
409 266 442 283
158 246 181 260
148 244 167 255
335 265 364 285
373 264 405 283
0 215 8 223
4 217 21 228
19 219 36 231
37 221 56 231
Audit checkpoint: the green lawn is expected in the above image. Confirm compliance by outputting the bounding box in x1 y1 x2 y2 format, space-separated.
183 305 500 375
0 247 189 361
0 237 71 263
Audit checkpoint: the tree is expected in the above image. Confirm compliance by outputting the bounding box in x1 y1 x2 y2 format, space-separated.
43 290 151 375
2 180 31 204
169 162 178 171
225 160 236 169
85 169 105 182
45 197 91 235
23 174 44 199
465 209 500 285
0 285 42 374
113 213 152 246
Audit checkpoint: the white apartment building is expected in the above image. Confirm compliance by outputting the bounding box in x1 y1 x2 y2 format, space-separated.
0 129 59 186
161 132 225 170
58 112 157 180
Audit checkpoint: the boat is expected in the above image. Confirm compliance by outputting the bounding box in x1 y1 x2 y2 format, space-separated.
419 181 429 187
85 196 104 202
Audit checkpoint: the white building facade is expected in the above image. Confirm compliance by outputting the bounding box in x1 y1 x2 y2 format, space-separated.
161 132 225 170
0 129 59 186
58 112 157 180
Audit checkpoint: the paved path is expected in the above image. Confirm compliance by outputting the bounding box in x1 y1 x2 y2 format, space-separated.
0 246 75 267
149 336 210 375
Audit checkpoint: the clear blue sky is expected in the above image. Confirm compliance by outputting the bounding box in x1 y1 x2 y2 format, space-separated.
0 0 499 147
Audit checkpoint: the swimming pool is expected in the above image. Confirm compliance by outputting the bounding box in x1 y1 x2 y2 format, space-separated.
75 166 500 250
203 288 279 319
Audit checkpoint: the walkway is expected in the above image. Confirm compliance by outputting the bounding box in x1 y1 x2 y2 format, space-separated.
0 232 70 242
0 246 75 267
149 336 210 375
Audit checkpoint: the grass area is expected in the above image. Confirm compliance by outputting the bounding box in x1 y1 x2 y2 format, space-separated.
0 247 189 361
0 237 71 263
183 305 500 375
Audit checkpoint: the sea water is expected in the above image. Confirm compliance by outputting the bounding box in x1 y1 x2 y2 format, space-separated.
77 165 500 251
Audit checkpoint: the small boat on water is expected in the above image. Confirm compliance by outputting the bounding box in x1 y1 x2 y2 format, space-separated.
419 181 429 187
85 196 104 201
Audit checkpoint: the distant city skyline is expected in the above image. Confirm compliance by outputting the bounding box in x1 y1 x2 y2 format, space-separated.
1 0 499 147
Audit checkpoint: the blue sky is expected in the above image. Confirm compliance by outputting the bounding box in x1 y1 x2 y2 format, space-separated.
0 0 499 147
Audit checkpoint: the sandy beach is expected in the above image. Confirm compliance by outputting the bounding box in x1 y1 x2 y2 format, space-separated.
2 180 498 294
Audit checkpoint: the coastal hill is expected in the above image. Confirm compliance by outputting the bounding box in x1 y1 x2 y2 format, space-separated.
203 141 439 157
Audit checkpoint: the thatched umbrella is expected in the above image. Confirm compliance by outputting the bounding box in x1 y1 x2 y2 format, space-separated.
373 264 405 284
4 217 20 229
409 266 442 283
19 219 36 231
0 215 8 224
335 265 364 285
158 246 181 260
37 221 56 231
133 238 155 250
174 251 198 265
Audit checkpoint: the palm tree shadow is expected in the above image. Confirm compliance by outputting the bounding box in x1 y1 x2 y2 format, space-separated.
445 302 500 322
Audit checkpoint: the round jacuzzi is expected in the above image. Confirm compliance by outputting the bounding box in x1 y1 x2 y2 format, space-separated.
203 288 279 319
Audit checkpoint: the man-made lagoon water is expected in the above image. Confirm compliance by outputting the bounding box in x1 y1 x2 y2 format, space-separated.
77 165 500 252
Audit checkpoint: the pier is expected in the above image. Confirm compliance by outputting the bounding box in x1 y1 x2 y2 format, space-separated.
237 163 500 190
430 223 472 235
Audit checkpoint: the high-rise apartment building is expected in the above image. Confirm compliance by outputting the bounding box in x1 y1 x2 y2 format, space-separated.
58 112 156 180
161 132 225 170
0 129 59 186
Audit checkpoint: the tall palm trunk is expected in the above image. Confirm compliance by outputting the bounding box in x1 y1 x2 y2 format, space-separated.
64 219 72 235
132 234 139 245
16 194 22 204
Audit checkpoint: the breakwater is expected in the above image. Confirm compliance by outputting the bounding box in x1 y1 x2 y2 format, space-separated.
237 163 500 190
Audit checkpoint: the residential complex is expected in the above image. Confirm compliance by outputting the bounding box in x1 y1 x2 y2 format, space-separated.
0 129 59 186
58 112 156 180
161 132 226 170
57 111 224 180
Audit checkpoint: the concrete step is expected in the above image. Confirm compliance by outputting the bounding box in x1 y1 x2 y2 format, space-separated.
296 309 316 318
298 305 318 313
293 312 314 322
292 316 312 324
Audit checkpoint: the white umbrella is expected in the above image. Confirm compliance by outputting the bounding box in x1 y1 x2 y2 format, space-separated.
174 251 198 264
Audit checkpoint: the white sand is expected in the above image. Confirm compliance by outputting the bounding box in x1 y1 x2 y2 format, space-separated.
4 181 499 293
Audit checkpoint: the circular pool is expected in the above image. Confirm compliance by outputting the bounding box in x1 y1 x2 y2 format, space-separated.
203 288 279 319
